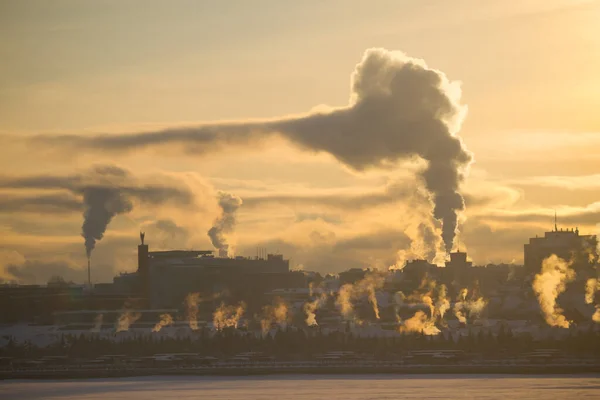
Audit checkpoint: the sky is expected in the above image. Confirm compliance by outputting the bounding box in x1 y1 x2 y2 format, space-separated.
1 0 600 283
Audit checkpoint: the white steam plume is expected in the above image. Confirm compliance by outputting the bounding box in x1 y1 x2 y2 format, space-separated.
304 293 328 326
585 278 598 304
213 302 246 331
335 272 385 321
593 308 600 323
586 278 600 323
454 288 487 324
208 192 242 256
532 255 576 328
399 311 441 336
185 293 201 330
435 284 450 321
397 278 449 334
115 310 141 332
152 313 174 332
336 283 355 321
260 298 289 334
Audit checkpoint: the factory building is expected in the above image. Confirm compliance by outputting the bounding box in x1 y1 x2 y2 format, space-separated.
524 223 597 275
135 233 304 309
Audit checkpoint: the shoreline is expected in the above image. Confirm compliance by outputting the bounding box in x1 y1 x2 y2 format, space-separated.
3 364 600 380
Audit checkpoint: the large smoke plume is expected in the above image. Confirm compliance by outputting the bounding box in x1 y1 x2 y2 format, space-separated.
0 165 194 261
208 192 243 256
533 255 576 328
31 48 472 252
82 187 133 258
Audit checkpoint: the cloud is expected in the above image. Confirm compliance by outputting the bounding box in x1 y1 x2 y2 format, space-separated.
508 174 600 191
459 219 539 264
295 212 343 225
151 219 188 238
15 48 472 251
4 260 88 285
0 233 142 284
241 180 424 211
479 202 600 227
0 165 194 206
0 193 83 214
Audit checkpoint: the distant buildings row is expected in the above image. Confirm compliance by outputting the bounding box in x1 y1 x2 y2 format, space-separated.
0 226 597 325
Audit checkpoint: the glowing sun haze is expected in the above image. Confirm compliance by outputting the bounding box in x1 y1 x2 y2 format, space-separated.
1 0 600 283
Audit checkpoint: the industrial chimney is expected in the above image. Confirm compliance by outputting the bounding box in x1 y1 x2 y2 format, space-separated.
87 257 91 288
137 231 149 295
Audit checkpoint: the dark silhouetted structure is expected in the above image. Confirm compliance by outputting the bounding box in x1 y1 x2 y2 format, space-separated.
524 226 597 274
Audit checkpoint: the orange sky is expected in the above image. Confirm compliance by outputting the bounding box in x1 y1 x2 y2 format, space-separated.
1 0 600 283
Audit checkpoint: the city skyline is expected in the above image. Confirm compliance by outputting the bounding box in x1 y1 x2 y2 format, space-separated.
1 0 600 284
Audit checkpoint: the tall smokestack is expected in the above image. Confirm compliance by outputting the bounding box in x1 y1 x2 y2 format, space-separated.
138 231 149 299
87 257 91 288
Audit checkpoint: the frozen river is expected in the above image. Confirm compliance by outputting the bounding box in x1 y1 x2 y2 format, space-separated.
1 374 599 399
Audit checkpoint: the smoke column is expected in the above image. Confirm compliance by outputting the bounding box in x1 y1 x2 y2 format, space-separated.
304 293 328 326
185 293 201 330
0 165 195 266
454 288 468 324
260 298 289 334
152 313 173 332
533 255 576 328
586 278 600 323
586 278 598 304
213 302 246 331
40 49 472 252
593 308 600 323
435 284 450 321
115 310 141 332
421 294 435 318
82 187 133 259
336 284 355 321
393 291 406 319
208 192 242 256
335 272 385 322
396 277 449 334
357 273 385 319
